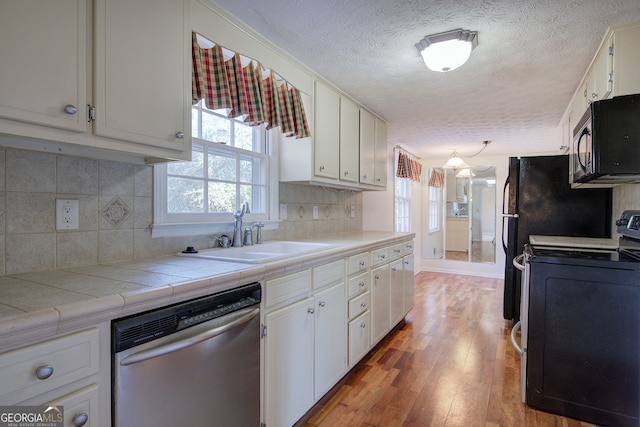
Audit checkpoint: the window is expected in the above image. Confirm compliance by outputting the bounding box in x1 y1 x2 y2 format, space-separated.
153 101 275 237
394 176 411 232
429 185 442 233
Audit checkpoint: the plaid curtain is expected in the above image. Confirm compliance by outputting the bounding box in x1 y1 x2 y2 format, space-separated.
191 32 310 139
396 151 423 182
428 169 445 188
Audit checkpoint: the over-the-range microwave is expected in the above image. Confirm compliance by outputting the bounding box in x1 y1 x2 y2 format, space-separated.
572 93 640 184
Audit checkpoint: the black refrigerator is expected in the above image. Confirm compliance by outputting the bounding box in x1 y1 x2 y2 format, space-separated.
502 155 612 321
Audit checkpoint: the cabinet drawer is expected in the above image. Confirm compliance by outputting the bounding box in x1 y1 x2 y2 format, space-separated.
348 312 370 366
313 259 345 290
347 252 369 275
265 269 312 307
371 246 390 266
0 328 99 404
348 272 369 299
348 292 370 320
45 384 99 427
389 243 404 261
403 240 415 255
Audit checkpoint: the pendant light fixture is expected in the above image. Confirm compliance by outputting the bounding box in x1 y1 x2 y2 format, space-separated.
442 140 491 170
415 29 478 72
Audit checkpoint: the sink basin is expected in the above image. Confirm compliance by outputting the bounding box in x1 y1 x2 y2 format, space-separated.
179 241 337 264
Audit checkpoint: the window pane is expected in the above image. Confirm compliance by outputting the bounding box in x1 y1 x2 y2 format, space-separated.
208 150 236 181
168 146 204 177
202 112 230 144
234 121 254 151
249 185 266 213
239 184 252 208
168 177 204 213
208 182 236 213
239 156 260 184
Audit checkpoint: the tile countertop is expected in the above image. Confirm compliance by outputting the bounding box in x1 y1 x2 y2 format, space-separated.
0 231 414 350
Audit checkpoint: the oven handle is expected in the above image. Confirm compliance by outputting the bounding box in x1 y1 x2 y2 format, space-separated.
510 320 523 355
513 254 525 271
119 307 259 366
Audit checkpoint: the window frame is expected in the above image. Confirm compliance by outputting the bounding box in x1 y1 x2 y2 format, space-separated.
152 107 280 238
428 185 442 233
394 175 411 233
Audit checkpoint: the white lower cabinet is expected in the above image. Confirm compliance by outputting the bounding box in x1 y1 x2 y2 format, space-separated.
389 259 405 327
264 296 315 427
313 282 347 399
348 312 370 365
403 254 415 315
370 263 390 345
263 263 346 427
0 324 109 426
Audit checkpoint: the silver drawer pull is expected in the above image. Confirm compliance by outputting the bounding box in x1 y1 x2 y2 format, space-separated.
361 323 366 328
391 267 397 272
359 260 365 266
360 302 366 308
35 365 54 380
175 131 185 139
308 308 315 314
374 274 380 280
359 282 365 288
394 249 401 253
72 413 89 427
380 254 386 259
404 260 409 265
318 301 326 307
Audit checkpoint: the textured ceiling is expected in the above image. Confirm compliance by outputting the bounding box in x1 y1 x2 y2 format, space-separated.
212 0 640 158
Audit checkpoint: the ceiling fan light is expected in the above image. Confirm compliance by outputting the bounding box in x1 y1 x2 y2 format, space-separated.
416 29 478 72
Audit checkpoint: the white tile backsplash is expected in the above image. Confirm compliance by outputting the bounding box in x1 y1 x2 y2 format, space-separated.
0 147 364 275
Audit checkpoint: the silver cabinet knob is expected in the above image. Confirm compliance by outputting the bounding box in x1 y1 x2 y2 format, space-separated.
360 323 366 328
307 307 315 314
344 170 349 176
318 301 326 307
362 174 367 179
375 274 380 280
319 165 325 171
35 365 54 380
72 413 88 427
404 260 409 265
380 254 386 259
359 260 365 267
359 282 365 288
391 267 397 272
175 131 184 139
360 302 366 308
64 105 77 115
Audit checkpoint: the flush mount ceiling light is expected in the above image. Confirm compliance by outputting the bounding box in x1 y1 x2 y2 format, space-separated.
415 29 478 72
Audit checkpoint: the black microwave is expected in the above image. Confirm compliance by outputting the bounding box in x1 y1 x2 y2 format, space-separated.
572 93 640 184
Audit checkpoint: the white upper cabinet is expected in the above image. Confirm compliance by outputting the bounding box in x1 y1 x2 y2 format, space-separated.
94 0 191 153
0 0 87 132
314 80 340 180
359 109 376 185
0 0 191 163
374 118 388 187
339 97 360 183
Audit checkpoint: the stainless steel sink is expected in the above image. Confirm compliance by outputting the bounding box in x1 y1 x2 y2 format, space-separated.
179 241 337 264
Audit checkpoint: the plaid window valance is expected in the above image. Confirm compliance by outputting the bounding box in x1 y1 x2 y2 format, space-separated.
191 32 310 139
396 150 422 182
428 169 445 188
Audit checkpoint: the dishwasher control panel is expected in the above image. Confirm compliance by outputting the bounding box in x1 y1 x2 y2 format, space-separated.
112 282 261 352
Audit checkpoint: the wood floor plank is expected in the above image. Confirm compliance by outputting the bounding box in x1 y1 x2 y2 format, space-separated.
295 272 601 427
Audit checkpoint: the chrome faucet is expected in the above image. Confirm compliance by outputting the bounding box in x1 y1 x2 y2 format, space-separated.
232 202 250 247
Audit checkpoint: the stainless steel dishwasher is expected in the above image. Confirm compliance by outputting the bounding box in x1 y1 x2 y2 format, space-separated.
112 282 261 427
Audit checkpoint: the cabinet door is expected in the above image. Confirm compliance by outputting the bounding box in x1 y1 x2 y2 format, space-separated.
402 254 415 315
314 283 347 399
264 297 315 427
0 0 86 132
389 260 404 327
45 384 99 427
370 264 390 345
314 81 340 179
339 97 360 183
359 109 375 185
94 0 190 154
592 34 613 101
374 118 388 187
348 312 370 366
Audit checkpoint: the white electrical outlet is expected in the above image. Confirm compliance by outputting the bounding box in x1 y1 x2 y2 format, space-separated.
56 199 79 230
280 203 287 220
312 206 319 220
350 206 356 218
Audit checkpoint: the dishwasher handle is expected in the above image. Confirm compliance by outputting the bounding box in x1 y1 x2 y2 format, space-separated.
120 307 259 366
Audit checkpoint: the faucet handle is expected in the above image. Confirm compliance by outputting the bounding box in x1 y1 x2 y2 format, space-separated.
244 201 250 214
253 222 265 244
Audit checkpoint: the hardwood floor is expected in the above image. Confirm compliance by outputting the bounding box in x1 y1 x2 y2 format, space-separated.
296 272 599 427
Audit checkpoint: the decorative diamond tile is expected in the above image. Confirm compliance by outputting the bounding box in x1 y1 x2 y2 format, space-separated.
101 196 132 227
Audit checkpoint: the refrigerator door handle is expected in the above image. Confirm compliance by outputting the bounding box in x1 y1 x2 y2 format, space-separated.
501 176 519 253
